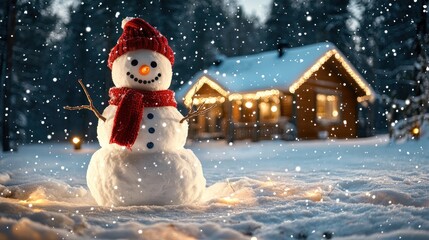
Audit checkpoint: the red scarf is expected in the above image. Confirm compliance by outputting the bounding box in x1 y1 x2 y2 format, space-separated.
108 87 177 149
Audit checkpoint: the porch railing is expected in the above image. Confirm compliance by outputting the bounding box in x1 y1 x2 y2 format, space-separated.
189 120 296 142
232 122 284 141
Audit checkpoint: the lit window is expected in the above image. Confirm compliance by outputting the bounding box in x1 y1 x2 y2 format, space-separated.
259 99 280 122
316 94 339 122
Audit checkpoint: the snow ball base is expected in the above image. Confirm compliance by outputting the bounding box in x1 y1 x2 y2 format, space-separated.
87 146 206 206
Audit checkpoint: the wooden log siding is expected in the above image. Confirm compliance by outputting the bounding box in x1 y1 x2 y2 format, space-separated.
280 95 293 119
295 57 359 139
181 43 375 142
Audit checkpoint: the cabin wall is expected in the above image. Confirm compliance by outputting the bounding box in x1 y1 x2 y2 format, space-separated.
295 64 358 139
185 52 372 141
280 95 293 119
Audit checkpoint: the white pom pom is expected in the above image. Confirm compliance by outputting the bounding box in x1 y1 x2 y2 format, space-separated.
121 17 135 29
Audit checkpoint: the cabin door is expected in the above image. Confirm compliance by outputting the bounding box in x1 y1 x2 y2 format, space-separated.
197 104 223 138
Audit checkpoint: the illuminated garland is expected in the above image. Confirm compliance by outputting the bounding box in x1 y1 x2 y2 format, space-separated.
184 48 375 107
288 49 375 103
183 75 229 107
228 89 280 101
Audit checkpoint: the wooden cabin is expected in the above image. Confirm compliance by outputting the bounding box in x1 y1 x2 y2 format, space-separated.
176 42 376 142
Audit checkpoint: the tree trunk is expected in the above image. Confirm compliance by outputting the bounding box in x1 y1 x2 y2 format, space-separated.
2 0 17 152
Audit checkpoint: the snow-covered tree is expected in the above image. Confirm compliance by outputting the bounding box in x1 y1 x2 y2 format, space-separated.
388 0 429 141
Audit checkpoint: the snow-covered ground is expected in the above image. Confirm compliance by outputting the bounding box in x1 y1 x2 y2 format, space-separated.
1 135 428 239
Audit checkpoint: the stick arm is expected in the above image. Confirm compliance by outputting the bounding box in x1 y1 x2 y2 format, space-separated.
63 79 106 122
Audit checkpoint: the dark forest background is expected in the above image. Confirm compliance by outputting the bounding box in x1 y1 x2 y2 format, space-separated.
0 0 426 147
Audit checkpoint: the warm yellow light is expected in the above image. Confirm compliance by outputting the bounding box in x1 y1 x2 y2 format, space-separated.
72 137 81 144
183 75 228 107
19 188 49 206
228 89 280 101
317 94 325 101
72 137 82 150
327 95 336 101
412 127 420 135
289 50 335 94
219 196 241 205
304 189 323 202
332 110 339 117
192 98 200 105
288 49 375 103
245 101 253 108
271 105 278 112
357 95 372 102
192 96 225 105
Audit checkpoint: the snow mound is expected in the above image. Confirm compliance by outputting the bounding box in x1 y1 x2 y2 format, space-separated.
0 201 88 239
0 217 74 240
0 201 253 240
353 189 429 207
93 221 253 240
0 180 91 204
1 136 428 239
338 229 429 240
0 173 10 184
204 177 326 205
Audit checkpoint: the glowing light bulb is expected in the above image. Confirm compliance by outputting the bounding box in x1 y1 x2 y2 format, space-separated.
72 137 80 144
412 127 420 136
271 105 278 112
245 101 253 109
72 137 82 150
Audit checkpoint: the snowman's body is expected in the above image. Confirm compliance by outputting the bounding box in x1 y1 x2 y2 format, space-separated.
96 106 187 152
86 22 206 206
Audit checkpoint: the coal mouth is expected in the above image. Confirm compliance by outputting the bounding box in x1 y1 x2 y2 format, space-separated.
126 72 162 84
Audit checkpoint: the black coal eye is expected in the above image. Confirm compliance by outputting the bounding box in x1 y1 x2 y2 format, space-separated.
131 59 138 66
150 61 157 68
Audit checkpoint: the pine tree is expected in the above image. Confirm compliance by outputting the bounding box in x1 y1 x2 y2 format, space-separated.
356 0 421 92
1 0 60 148
265 0 299 48
388 0 429 141
1 0 17 151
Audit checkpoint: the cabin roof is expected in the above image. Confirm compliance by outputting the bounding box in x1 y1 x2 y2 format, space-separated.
176 42 375 103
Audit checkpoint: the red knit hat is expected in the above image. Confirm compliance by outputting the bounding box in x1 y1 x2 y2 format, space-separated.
108 18 174 69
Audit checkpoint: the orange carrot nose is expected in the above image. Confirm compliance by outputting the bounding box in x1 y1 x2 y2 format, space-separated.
139 65 150 75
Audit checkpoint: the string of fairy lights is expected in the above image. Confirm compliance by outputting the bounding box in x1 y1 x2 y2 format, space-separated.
183 48 375 109
288 49 375 103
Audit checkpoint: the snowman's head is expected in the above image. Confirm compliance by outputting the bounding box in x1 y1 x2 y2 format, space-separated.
108 18 174 91
111 49 173 91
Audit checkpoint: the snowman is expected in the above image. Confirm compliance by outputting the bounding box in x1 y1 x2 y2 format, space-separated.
85 18 206 206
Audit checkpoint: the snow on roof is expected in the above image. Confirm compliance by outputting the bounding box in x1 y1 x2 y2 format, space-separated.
176 42 374 103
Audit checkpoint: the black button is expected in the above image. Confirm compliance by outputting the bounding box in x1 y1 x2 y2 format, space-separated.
147 142 154 149
147 113 154 119
148 127 155 133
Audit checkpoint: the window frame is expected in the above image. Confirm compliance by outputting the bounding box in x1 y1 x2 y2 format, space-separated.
315 92 341 124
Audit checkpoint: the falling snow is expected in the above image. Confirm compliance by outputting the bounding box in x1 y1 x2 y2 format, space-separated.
1 134 429 239
1 0 429 239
